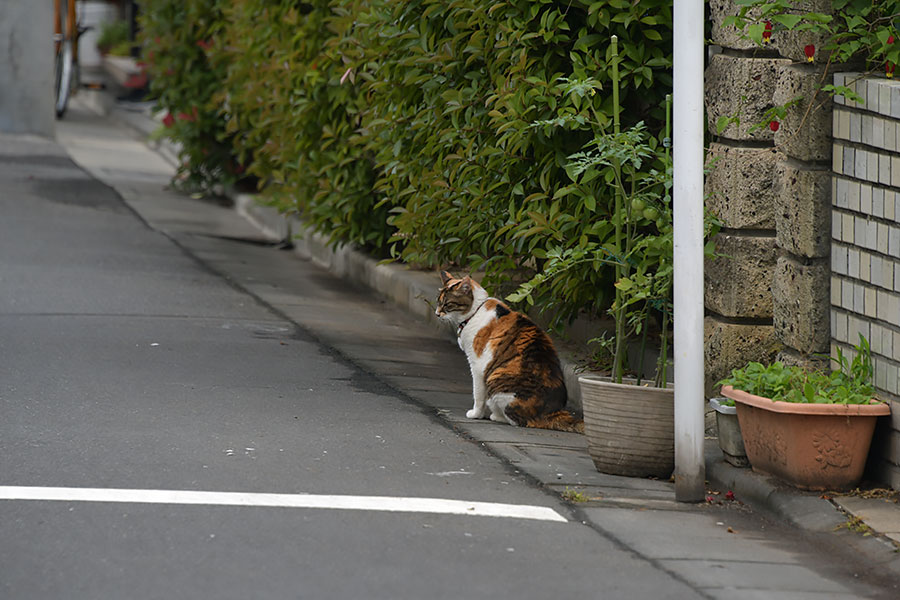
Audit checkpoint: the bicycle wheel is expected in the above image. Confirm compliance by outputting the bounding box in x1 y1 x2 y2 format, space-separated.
55 38 74 118
54 0 75 119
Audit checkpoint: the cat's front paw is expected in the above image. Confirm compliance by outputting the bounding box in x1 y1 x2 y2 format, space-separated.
466 408 486 419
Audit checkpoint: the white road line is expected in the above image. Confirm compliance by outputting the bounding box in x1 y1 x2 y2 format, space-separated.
0 486 568 523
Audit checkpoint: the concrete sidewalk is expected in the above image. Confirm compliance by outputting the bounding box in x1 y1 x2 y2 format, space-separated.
46 92 900 595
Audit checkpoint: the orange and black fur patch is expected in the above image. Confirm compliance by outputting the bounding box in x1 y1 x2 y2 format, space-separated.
478 300 580 432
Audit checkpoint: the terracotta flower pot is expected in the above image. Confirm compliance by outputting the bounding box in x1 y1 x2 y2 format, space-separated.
721 385 891 491
579 376 674 478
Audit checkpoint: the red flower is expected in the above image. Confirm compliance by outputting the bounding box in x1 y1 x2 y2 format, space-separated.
762 21 772 44
769 120 780 132
889 35 895 44
725 491 736 501
887 63 896 78
177 107 199 123
804 44 815 62
705 496 716 503
196 39 212 51
162 112 175 128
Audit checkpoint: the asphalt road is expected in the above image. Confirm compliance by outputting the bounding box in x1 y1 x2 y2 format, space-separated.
2 109 897 600
0 136 710 599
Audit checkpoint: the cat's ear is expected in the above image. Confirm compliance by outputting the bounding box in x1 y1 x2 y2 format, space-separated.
459 276 472 292
439 270 453 285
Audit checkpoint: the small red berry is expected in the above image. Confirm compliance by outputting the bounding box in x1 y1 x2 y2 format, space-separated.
769 120 780 132
162 112 175 128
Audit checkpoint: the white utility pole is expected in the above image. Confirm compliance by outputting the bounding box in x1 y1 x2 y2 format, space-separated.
672 0 706 502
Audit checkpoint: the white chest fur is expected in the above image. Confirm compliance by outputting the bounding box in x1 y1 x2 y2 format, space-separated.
457 302 516 424
458 303 495 367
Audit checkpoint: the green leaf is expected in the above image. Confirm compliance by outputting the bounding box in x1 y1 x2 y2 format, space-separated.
771 14 803 30
746 22 765 45
716 114 735 134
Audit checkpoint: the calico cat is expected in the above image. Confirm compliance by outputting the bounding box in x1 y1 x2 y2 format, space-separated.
435 271 583 433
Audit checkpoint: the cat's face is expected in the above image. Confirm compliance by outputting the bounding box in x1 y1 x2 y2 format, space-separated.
435 271 475 319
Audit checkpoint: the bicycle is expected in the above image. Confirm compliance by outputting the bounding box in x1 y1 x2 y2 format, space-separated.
53 0 90 118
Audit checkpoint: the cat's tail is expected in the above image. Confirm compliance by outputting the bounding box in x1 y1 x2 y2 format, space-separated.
526 410 584 434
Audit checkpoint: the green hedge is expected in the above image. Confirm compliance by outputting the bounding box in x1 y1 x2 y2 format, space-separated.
139 0 240 193
359 0 672 321
138 0 673 324
211 1 390 253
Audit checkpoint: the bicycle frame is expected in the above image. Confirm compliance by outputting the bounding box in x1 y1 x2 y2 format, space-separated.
54 1 77 53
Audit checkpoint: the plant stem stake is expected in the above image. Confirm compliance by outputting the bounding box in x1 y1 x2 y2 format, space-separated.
610 35 626 383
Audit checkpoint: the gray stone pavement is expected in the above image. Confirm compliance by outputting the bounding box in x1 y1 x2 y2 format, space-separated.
26 92 900 596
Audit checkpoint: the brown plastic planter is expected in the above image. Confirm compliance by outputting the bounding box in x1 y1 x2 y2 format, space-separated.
721 385 891 491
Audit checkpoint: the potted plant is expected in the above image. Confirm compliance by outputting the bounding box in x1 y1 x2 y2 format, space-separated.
718 335 890 490
508 37 688 478
571 114 675 477
709 397 749 468
96 20 131 57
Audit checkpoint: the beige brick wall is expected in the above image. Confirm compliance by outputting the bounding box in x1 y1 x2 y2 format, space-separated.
832 73 900 487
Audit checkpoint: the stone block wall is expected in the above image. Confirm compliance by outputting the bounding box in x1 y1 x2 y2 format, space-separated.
704 2 898 489
831 74 900 488
705 0 833 403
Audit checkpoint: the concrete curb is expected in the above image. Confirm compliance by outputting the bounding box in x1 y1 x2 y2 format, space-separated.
234 194 451 331
705 445 847 532
233 192 588 412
